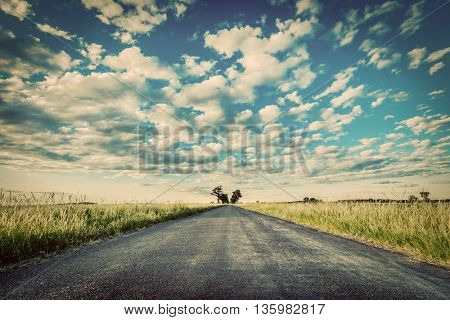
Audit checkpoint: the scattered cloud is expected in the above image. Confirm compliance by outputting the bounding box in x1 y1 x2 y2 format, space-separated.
392 91 409 102
429 62 445 75
399 0 426 35
330 85 364 108
0 28 77 77
181 55 216 77
428 89 445 96
397 115 450 134
235 109 253 123
314 66 357 100
0 0 31 20
407 47 426 69
258 104 281 123
81 0 196 38
425 47 450 63
36 23 74 40
368 22 390 35
295 0 322 17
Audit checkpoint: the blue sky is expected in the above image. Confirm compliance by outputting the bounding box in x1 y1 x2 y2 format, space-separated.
0 0 449 202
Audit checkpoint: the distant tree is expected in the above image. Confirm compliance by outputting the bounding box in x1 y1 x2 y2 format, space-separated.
219 193 229 204
419 191 430 202
210 186 223 203
303 197 320 203
230 189 242 203
409 195 418 202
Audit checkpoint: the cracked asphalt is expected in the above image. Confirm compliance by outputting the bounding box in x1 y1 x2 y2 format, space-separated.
1 205 449 299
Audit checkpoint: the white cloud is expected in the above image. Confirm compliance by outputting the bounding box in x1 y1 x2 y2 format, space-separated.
103 46 178 84
371 97 385 108
0 0 31 20
309 105 362 132
204 20 314 102
386 133 405 140
235 109 253 123
289 102 317 114
400 0 426 35
295 0 322 16
330 85 364 108
0 29 77 77
332 2 400 48
81 43 104 65
81 0 196 36
428 89 445 96
384 115 394 120
181 55 216 77
379 142 394 152
315 145 340 155
392 91 409 102
366 47 401 70
407 47 426 69
36 23 74 40
348 137 379 153
284 91 302 104
398 115 450 134
359 39 375 52
363 1 402 20
204 19 315 59
314 66 357 100
429 62 445 75
259 105 281 123
368 22 390 35
292 64 316 89
425 47 450 63
113 31 135 44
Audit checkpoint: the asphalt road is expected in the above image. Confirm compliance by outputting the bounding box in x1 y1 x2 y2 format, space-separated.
1 206 449 299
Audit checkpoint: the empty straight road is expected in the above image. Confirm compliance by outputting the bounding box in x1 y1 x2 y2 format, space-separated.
1 206 449 299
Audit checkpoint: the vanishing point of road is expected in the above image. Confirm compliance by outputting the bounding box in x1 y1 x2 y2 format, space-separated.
1 206 449 299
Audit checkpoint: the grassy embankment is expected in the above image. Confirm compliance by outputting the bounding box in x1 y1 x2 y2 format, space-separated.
239 202 449 267
0 202 214 266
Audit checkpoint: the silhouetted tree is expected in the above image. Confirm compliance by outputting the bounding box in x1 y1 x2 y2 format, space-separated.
230 189 242 203
210 186 223 203
409 195 418 202
303 197 320 203
219 193 229 204
419 191 430 202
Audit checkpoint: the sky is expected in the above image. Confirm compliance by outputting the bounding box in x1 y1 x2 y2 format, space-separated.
0 0 449 202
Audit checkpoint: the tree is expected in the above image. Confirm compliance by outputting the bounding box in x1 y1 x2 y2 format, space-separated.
409 195 418 202
230 189 242 203
210 186 223 203
419 191 430 202
303 197 320 203
219 193 229 204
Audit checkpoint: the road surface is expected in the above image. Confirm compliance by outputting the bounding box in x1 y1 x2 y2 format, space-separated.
1 206 449 299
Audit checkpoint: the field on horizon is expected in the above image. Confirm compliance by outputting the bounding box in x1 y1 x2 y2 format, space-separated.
239 202 450 267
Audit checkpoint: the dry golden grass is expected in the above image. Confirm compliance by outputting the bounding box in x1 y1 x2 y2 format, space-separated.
239 202 450 266
0 202 214 266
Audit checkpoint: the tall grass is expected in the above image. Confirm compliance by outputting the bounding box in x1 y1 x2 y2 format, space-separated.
0 201 214 266
239 202 450 266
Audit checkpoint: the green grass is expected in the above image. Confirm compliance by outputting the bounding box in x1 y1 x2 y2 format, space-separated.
238 202 450 267
0 203 214 266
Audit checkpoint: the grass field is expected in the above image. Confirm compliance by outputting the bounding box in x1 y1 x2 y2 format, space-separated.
0 202 214 266
239 202 450 266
